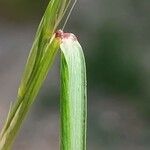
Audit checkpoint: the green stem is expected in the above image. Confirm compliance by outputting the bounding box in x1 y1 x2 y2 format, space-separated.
0 38 60 150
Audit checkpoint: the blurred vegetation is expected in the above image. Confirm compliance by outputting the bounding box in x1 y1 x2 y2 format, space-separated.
89 23 142 96
0 0 48 21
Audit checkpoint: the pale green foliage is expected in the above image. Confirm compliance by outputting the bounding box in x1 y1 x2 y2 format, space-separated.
60 35 87 150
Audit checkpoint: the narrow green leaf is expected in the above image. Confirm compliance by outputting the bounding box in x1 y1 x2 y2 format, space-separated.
0 37 60 150
60 33 87 150
19 0 71 97
0 0 72 149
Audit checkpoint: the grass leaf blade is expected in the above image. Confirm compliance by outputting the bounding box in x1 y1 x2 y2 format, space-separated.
60 34 87 150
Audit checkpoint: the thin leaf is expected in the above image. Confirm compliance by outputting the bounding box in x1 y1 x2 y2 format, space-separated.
19 0 71 96
0 0 71 149
0 37 60 150
60 33 87 150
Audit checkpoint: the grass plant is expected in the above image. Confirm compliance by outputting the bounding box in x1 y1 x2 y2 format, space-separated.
0 0 87 150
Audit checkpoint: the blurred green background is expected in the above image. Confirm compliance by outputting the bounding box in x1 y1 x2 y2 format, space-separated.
0 0 150 149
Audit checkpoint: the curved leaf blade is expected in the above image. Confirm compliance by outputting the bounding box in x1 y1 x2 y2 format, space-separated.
60 34 87 150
